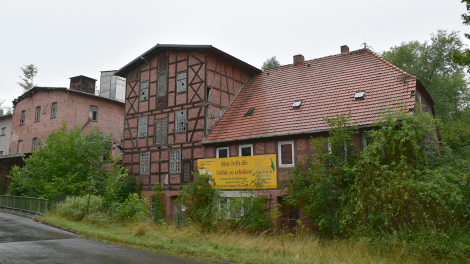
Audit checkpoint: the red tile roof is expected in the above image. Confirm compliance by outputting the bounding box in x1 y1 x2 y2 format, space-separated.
203 48 423 144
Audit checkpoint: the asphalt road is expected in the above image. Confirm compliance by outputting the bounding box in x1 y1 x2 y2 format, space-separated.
0 210 212 264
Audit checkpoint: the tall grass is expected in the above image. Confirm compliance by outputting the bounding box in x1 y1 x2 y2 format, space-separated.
40 214 459 264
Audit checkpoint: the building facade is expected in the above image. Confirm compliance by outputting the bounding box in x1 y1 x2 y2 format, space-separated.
114 45 261 215
201 46 435 226
116 44 435 221
0 114 12 157
9 76 125 157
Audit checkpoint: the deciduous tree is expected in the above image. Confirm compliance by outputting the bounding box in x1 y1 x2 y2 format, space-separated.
382 30 470 122
8 122 113 200
17 64 38 91
261 56 281 70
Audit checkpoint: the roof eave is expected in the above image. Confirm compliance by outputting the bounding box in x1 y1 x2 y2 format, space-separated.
114 44 261 77
202 124 376 145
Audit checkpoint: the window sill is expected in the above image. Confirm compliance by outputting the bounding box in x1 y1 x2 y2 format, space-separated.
279 164 295 168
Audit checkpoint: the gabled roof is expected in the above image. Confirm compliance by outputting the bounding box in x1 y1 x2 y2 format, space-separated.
114 44 261 77
203 48 426 144
13 87 125 106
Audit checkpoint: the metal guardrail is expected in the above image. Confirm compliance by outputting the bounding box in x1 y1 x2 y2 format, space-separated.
0 195 48 215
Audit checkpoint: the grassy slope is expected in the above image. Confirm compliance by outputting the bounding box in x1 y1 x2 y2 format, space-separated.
39 215 454 264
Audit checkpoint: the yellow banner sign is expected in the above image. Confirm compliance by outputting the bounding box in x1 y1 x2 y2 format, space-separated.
198 154 277 189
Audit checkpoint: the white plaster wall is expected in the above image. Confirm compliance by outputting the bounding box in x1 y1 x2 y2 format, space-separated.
0 115 12 156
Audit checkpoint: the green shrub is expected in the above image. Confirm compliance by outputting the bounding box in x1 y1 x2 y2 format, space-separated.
53 195 105 222
150 184 165 222
287 109 470 237
113 193 150 221
8 122 112 200
176 171 220 231
102 156 137 209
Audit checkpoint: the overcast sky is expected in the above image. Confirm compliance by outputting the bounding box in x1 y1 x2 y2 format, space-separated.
1 0 469 108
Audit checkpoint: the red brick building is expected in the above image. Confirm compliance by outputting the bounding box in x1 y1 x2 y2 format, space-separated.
9 76 125 157
202 46 435 225
116 44 435 220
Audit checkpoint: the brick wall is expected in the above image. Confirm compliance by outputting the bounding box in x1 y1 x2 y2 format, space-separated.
9 89 124 157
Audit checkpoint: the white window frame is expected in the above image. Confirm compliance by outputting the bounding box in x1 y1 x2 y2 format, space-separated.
0 151 3 157
278 140 295 168
169 149 181 174
216 147 229 158
239 144 253 157
140 152 150 175
1 127 5 136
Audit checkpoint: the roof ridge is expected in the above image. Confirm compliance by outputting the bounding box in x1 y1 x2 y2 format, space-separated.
365 49 417 79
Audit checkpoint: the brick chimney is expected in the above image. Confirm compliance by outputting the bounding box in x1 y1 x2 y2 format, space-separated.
69 75 97 94
293 54 304 65
341 45 349 54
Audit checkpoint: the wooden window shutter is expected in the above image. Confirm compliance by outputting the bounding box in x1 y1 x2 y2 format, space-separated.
175 109 187 133
140 81 149 101
176 71 187 93
182 161 191 183
154 117 168 146
156 53 168 109
156 72 168 109
157 53 168 72
138 116 148 138
140 152 150 175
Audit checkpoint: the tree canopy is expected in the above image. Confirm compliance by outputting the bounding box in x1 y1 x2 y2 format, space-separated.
8 122 113 200
261 56 281 70
0 98 12 116
17 64 38 91
381 30 470 122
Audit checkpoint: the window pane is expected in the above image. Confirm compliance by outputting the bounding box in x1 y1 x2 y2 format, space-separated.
281 143 293 165
218 148 228 158
241 147 251 156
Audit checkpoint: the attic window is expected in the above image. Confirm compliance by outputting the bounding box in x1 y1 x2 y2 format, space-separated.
354 91 365 100
292 101 302 109
245 108 255 116
411 90 416 97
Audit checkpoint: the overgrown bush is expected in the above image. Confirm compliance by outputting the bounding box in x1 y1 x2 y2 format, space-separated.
214 195 276 233
176 171 220 231
8 122 112 200
287 109 470 237
53 195 105 222
52 193 150 223
113 193 150 221
102 155 137 209
150 184 165 222
178 171 277 233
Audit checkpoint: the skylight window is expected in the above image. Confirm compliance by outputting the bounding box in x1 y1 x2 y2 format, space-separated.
354 91 365 100
245 108 255 116
292 101 302 109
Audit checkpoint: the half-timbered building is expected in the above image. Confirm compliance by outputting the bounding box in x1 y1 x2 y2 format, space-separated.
114 45 261 215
